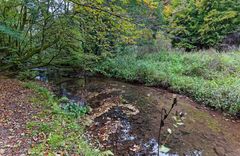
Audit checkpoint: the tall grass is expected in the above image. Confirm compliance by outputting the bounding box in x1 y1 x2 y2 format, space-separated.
96 50 240 115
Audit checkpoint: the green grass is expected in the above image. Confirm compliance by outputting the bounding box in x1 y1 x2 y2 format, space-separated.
96 50 240 115
24 82 113 156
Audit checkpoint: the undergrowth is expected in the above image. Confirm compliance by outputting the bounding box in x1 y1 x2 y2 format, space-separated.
24 82 112 156
96 50 240 115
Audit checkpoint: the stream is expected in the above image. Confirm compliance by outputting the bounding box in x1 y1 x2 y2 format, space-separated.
36 69 240 156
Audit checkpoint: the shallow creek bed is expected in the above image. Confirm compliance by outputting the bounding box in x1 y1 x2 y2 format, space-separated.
36 71 240 156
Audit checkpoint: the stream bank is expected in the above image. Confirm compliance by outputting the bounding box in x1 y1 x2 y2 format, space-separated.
35 69 240 156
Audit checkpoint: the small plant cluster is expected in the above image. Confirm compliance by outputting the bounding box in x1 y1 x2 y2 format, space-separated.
17 69 38 80
96 50 240 115
60 97 90 118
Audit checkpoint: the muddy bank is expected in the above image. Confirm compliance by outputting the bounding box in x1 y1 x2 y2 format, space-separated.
42 75 240 156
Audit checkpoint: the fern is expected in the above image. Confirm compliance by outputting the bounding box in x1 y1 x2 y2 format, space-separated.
0 24 23 40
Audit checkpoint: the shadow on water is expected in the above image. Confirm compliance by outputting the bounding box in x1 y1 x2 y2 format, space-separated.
35 69 240 156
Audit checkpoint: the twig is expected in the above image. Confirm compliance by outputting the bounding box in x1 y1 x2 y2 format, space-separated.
157 95 177 155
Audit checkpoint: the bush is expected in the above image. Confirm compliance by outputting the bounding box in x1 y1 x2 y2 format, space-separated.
60 97 90 118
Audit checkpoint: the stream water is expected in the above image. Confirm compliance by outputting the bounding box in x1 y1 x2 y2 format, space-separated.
36 69 240 156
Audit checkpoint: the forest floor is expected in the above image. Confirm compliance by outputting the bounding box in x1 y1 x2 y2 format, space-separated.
0 76 40 155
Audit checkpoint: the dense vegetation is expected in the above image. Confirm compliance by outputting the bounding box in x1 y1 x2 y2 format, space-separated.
0 0 163 71
165 0 240 51
1 0 239 72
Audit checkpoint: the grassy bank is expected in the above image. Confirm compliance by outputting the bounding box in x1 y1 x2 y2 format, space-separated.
96 50 240 115
24 82 112 156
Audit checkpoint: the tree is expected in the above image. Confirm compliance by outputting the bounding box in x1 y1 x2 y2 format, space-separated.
165 0 240 51
0 0 164 72
0 0 73 70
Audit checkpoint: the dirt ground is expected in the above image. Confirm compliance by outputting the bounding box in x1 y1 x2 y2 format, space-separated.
0 76 40 156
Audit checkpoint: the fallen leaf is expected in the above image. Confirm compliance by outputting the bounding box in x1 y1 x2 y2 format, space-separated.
130 144 140 152
159 145 170 153
167 128 172 134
